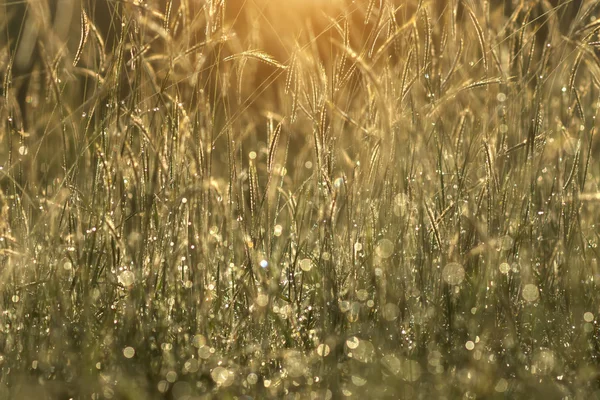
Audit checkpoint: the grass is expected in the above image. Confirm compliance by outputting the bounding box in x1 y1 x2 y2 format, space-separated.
1 0 600 398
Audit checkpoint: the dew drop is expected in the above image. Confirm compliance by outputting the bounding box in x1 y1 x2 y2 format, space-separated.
346 336 360 349
299 258 312 272
499 262 510 274
522 284 539 302
351 375 367 386
157 381 169 393
443 262 465 285
376 238 394 258
198 345 211 359
247 372 258 385
184 358 199 373
192 334 206 348
317 343 330 357
347 339 374 363
274 224 283 236
356 289 368 301
123 346 135 358
166 371 178 383
256 293 269 307
118 270 135 287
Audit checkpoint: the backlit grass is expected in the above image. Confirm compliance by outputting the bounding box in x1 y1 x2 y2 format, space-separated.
1 0 600 398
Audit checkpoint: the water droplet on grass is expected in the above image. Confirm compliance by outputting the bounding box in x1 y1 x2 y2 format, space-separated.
356 289 368 301
522 284 539 302
166 371 178 383
184 358 199 373
118 270 135 287
157 381 169 393
351 375 367 386
443 262 465 285
346 339 374 363
256 293 269 307
205 367 230 388
123 346 135 358
317 344 330 357
156 380 169 393
299 258 312 272
198 345 211 359
346 336 360 349
376 238 394 258
192 334 206 348
338 300 350 312
247 372 258 385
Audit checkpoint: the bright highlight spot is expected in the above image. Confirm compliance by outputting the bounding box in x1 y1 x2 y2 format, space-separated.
443 262 465 285
118 270 135 287
123 347 135 358
522 284 539 302
376 238 394 258
299 258 312 272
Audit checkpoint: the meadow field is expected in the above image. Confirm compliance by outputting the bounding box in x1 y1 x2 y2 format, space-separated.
1 0 600 398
